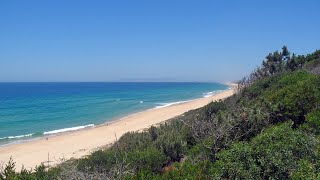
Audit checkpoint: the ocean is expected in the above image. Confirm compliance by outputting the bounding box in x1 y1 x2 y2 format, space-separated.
0 82 228 145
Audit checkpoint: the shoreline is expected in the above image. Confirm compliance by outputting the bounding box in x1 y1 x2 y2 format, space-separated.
0 85 236 170
0 86 231 148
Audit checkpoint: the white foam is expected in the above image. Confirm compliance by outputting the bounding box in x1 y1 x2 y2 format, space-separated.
0 133 34 140
202 90 225 98
203 91 216 97
140 101 144 104
43 124 94 135
154 100 192 109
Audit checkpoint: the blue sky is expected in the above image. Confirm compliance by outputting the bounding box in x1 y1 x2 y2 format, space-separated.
0 0 319 82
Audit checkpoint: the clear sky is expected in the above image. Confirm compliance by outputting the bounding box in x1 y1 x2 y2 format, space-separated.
0 0 319 82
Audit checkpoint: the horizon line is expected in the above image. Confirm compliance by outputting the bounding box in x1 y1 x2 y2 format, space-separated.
0 81 227 83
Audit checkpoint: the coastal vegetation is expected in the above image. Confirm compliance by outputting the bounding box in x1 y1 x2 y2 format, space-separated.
1 47 320 179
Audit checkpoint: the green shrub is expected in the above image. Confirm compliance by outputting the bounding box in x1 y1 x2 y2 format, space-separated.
149 126 158 141
159 161 212 180
77 149 117 172
213 122 320 179
269 71 320 126
291 159 320 180
155 134 187 162
204 101 226 117
0 158 54 179
211 142 259 179
187 143 211 163
154 122 189 162
116 131 152 151
301 109 320 135
0 158 17 179
17 167 33 180
34 164 48 179
241 74 278 100
127 147 168 174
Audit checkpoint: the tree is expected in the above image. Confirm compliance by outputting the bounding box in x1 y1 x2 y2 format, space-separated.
286 53 297 71
282 45 290 60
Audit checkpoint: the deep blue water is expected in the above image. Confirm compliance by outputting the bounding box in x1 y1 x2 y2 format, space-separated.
0 82 228 145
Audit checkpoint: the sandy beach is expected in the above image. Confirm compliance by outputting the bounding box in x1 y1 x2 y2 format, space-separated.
0 87 235 170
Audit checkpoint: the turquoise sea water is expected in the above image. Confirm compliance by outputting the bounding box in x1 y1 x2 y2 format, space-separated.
0 82 228 145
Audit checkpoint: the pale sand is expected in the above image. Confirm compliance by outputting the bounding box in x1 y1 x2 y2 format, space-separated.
0 87 235 170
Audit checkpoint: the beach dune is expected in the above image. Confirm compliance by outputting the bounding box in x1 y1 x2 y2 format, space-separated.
0 88 234 170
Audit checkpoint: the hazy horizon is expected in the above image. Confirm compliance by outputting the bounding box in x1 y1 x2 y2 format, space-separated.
1 1 319 82
0 80 228 83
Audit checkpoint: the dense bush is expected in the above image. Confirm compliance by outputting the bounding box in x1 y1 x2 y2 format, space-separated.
300 109 320 135
73 119 191 178
127 147 168 173
152 161 213 180
212 122 320 179
153 121 190 161
77 149 117 173
240 70 320 127
290 159 320 179
264 70 320 126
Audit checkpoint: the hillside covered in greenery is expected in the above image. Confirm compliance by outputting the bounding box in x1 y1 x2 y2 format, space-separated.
1 47 320 179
